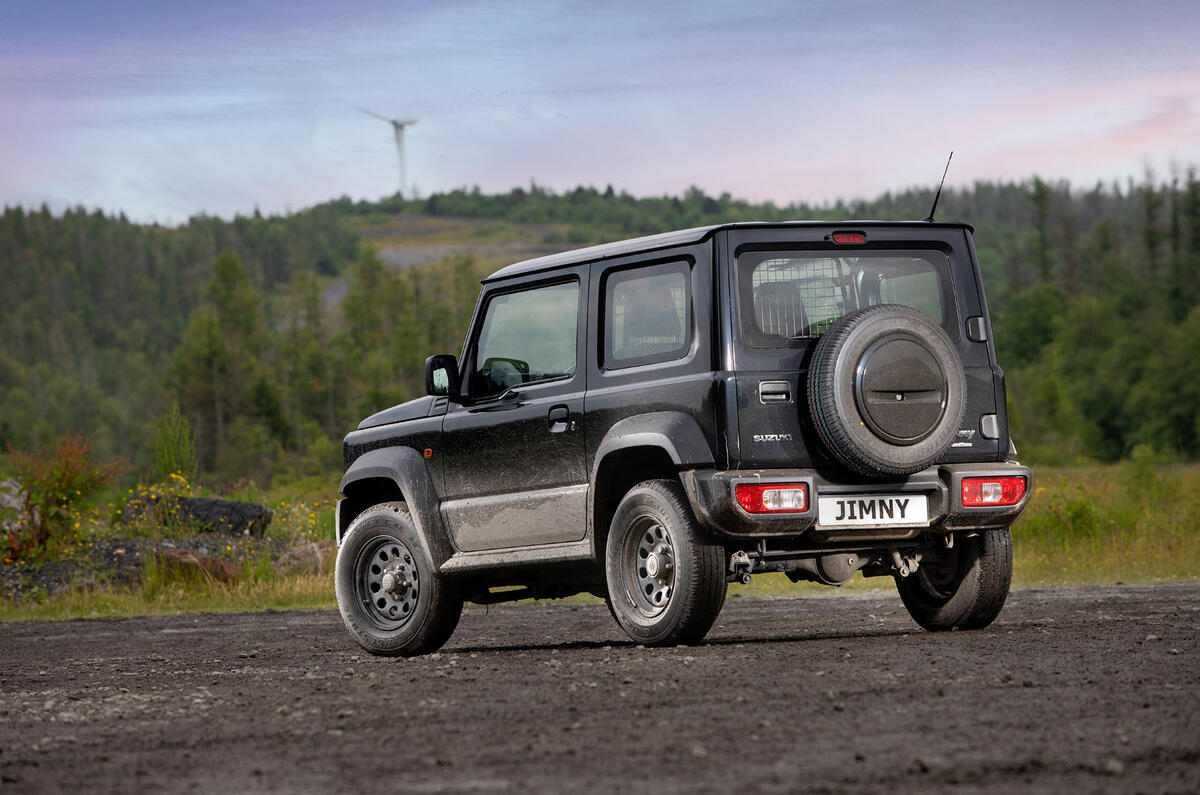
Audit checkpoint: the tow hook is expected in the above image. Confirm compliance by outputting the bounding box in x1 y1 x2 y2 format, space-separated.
891 549 922 578
728 550 753 584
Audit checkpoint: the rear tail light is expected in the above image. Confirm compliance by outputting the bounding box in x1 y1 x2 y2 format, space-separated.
961 476 1026 507
736 483 808 513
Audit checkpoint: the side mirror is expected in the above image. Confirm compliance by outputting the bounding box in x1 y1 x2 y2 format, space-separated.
425 354 460 398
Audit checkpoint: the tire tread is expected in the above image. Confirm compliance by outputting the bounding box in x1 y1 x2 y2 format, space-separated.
335 502 462 657
896 528 1013 631
606 479 726 645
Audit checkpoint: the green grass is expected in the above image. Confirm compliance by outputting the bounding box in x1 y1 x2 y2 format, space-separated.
0 558 335 622
1010 461 1200 585
3 463 1197 621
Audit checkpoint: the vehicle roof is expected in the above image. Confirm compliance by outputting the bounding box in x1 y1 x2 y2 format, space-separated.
483 220 975 283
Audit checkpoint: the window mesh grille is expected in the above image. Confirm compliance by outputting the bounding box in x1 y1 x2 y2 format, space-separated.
751 257 854 338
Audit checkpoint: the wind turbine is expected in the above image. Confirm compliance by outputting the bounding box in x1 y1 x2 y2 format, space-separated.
358 107 418 197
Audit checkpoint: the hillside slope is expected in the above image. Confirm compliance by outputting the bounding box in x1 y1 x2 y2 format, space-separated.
2 173 1198 482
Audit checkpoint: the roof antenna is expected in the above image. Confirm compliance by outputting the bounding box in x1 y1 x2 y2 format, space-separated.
923 151 954 222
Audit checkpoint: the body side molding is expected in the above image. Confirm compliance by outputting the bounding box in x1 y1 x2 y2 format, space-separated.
438 539 594 576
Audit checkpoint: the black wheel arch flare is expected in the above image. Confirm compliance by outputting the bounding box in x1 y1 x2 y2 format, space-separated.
337 446 455 566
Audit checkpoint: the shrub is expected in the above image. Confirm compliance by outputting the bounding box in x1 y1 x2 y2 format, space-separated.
152 402 198 482
5 433 124 561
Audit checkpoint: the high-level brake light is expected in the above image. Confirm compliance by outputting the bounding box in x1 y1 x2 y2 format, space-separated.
736 483 808 513
961 476 1026 507
831 232 866 245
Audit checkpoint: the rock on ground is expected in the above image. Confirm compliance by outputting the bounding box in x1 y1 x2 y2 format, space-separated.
123 495 273 536
154 549 243 582
273 540 337 577
0 478 31 536
175 497 273 536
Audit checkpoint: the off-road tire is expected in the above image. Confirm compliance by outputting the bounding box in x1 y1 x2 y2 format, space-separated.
335 502 462 656
895 528 1013 631
604 479 726 645
808 304 966 477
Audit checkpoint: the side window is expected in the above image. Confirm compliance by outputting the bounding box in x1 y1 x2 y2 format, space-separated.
470 280 579 396
604 261 692 369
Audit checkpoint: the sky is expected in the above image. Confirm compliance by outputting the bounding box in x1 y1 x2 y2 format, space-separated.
2 0 1199 223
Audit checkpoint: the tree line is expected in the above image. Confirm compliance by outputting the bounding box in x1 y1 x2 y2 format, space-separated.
1 168 1198 484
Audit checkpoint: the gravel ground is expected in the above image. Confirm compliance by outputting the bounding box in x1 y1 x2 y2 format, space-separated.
0 583 1197 793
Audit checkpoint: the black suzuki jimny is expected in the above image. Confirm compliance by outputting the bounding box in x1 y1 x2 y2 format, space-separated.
334 221 1031 656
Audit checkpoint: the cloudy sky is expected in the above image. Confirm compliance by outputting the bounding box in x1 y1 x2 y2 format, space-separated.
2 0 1199 222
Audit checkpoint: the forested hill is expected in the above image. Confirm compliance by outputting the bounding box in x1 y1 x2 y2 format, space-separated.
2 171 1199 484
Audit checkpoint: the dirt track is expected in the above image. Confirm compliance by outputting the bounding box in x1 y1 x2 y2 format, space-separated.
1 583 1197 793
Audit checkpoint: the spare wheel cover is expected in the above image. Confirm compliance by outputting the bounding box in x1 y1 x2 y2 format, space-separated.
807 304 966 478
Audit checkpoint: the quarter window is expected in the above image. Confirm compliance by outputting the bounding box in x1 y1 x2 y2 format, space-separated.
471 280 579 396
604 261 692 368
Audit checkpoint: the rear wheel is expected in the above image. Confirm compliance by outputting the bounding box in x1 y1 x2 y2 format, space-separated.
604 480 726 645
335 502 462 656
895 528 1012 631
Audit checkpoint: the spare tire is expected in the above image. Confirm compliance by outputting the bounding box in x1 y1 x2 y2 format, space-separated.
807 304 965 478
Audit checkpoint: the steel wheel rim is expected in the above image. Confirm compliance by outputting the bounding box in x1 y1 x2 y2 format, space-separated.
622 513 676 618
355 534 419 629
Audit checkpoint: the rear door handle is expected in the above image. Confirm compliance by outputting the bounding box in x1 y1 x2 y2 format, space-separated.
548 405 570 433
759 381 791 404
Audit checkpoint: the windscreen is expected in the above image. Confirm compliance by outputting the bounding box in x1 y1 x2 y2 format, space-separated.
735 250 951 348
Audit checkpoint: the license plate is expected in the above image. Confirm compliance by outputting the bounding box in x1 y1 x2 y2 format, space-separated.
816 494 929 528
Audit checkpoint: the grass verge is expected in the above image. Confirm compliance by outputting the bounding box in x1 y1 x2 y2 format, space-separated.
0 559 335 622
1009 461 1199 585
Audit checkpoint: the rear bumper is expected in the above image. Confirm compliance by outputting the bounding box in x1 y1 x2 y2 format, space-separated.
679 462 1031 541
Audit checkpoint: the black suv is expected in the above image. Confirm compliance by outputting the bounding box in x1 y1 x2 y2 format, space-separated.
334 221 1031 656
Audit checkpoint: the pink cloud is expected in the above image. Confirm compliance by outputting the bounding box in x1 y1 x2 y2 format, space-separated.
977 96 1200 179
968 69 1200 133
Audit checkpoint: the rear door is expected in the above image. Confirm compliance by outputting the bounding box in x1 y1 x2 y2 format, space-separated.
720 225 1001 471
583 243 720 470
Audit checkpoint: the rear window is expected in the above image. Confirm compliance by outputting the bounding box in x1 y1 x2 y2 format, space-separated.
735 250 952 348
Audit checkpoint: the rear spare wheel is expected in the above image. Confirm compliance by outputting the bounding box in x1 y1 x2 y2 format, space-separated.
807 304 965 478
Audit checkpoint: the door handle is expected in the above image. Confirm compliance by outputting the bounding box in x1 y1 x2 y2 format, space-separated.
759 380 791 404
548 405 570 433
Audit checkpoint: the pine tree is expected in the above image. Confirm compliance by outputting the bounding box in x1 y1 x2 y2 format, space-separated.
172 253 270 473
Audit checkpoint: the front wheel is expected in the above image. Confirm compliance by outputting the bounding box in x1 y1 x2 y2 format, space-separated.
604 480 726 645
895 528 1013 631
335 502 462 656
